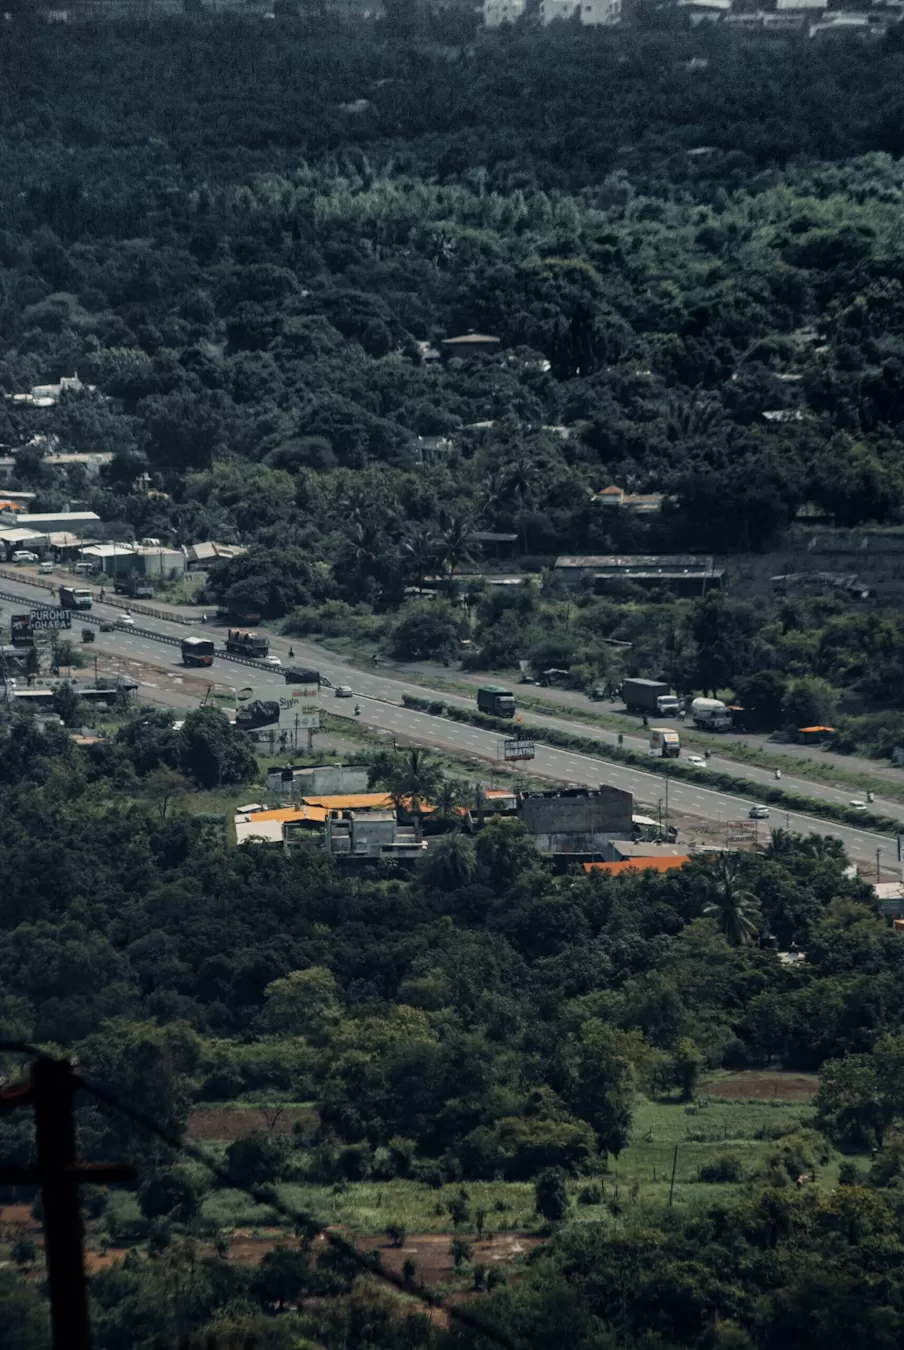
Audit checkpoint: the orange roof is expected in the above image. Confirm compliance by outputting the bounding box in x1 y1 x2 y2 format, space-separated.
583 856 691 876
798 725 835 733
237 804 328 825
301 792 394 811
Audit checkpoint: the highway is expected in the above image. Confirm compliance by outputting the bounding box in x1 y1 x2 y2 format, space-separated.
0 573 899 874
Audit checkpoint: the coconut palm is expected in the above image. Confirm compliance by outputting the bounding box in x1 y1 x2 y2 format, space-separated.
373 747 444 842
437 514 480 579
400 523 439 593
502 455 540 554
435 778 467 824
700 855 761 947
424 833 477 890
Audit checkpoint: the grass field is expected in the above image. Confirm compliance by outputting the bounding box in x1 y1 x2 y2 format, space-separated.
181 1090 824 1243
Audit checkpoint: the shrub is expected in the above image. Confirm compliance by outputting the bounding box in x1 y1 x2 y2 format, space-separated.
700 1155 743 1183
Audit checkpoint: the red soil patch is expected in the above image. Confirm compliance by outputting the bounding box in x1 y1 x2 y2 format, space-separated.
706 1072 818 1102
187 1106 315 1141
221 1228 539 1287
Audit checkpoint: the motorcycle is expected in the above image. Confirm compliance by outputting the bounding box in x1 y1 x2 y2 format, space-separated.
355 704 362 716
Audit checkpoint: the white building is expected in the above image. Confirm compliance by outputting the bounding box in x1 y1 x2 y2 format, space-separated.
540 0 578 21
578 0 621 23
483 0 525 25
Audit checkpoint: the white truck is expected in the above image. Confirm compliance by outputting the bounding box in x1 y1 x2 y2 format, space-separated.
691 697 732 731
650 727 681 758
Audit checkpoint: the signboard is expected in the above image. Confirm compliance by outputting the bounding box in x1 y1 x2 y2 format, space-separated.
30 606 71 631
503 738 536 762
727 821 758 841
235 684 320 733
10 614 33 646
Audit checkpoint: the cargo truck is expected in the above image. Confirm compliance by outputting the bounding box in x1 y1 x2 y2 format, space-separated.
691 697 732 731
650 727 681 758
477 685 516 718
181 636 215 667
623 678 680 716
59 584 92 611
114 576 154 599
284 665 320 686
225 629 270 659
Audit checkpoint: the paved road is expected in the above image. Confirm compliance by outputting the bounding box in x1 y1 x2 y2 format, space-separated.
0 576 899 872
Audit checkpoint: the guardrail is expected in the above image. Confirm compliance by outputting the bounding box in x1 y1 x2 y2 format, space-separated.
0 589 281 676
0 567 194 624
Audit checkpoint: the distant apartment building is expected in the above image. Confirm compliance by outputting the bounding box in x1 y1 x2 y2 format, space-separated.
539 0 621 21
483 0 525 25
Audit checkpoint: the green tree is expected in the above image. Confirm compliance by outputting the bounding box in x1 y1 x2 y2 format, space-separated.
251 1246 309 1309
138 1168 200 1225
225 1131 289 1188
534 1166 568 1222
179 706 257 788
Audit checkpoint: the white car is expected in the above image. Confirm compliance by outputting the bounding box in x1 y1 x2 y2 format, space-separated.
334 684 354 698
116 613 135 627
262 655 282 667
12 551 39 564
749 804 770 819
686 754 706 766
848 800 868 812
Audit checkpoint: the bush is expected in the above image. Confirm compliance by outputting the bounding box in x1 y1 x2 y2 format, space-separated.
700 1155 744 1183
535 1166 569 1221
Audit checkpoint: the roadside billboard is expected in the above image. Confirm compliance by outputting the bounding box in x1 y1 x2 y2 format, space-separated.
10 614 33 646
235 683 320 733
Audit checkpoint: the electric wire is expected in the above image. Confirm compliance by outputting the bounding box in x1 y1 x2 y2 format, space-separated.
77 1073 520 1350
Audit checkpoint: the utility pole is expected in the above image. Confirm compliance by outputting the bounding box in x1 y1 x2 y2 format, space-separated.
0 1057 132 1350
664 771 670 837
668 1144 679 1206
877 847 882 881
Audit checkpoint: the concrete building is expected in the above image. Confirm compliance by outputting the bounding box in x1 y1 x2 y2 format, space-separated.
0 457 15 484
325 809 425 860
266 763 371 798
577 0 621 23
44 452 113 478
414 436 455 465
519 785 633 856
483 0 525 25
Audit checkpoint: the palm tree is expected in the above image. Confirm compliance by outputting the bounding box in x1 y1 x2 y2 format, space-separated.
502 455 540 554
400 523 438 593
765 827 801 858
473 781 488 830
435 778 467 824
373 747 444 842
436 514 480 579
804 833 846 862
700 855 761 947
424 833 477 890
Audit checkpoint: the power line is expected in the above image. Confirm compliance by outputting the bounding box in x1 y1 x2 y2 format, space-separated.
76 1072 520 1350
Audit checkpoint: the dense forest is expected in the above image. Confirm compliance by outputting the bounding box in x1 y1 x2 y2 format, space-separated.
6 16 904 1349
4 708 904 1347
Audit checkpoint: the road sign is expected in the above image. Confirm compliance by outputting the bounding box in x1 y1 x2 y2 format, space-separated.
30 607 71 631
10 614 33 645
503 738 535 762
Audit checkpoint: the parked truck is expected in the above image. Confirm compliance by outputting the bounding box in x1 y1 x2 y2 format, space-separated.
477 684 516 718
691 697 732 731
114 576 154 599
623 678 680 717
650 727 681 758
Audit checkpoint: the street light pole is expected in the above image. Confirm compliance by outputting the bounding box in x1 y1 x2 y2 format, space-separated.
877 847 882 881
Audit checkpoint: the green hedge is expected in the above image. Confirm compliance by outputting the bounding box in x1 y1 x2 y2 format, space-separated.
399 695 896 837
